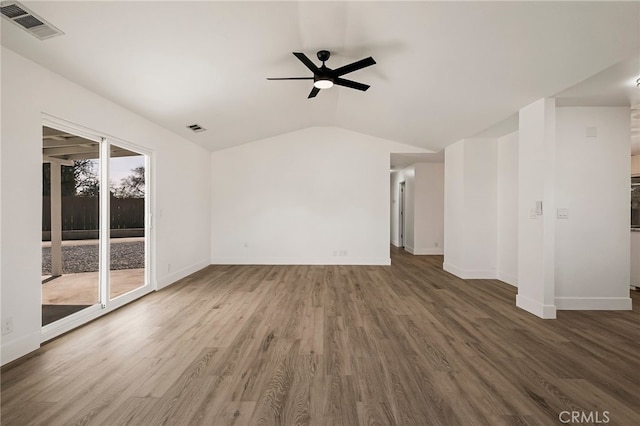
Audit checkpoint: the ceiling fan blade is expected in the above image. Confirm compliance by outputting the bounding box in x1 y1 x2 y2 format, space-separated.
334 78 370 91
308 87 320 98
293 52 320 74
332 56 376 76
266 77 314 80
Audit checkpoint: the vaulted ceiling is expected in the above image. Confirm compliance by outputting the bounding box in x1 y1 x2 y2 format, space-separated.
2 1 639 153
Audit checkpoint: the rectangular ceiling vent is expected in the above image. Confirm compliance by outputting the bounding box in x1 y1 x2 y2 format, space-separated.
187 124 206 133
1 1 64 40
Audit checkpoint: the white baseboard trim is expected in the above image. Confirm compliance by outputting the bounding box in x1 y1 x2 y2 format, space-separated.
210 257 391 266
157 259 210 289
391 240 400 248
405 246 443 255
443 262 497 279
1 331 41 366
516 294 556 319
497 271 518 287
555 296 632 311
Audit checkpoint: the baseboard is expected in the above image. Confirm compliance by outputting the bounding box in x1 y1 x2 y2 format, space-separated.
210 257 391 266
442 262 497 279
497 271 518 287
555 296 632 311
157 259 210 289
516 294 556 319
1 331 41 366
391 240 400 248
405 246 443 255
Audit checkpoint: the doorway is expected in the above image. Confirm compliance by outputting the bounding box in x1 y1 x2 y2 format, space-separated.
41 120 151 337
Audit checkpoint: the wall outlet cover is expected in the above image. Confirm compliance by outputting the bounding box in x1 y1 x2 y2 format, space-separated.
1 317 14 335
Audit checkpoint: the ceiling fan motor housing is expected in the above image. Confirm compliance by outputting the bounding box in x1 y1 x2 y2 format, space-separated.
317 50 331 62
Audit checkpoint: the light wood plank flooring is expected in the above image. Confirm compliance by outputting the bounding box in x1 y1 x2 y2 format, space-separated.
2 247 640 425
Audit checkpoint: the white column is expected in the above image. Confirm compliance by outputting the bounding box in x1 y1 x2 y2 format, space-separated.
50 161 62 276
443 138 498 279
516 98 556 318
554 107 631 310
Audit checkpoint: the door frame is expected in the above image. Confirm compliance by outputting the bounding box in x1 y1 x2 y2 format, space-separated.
399 181 406 249
41 114 155 342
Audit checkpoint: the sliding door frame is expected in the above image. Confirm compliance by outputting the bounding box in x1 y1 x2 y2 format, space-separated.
41 114 155 342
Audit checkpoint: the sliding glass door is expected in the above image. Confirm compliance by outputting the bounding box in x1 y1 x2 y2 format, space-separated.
42 127 102 326
109 144 147 300
42 119 151 338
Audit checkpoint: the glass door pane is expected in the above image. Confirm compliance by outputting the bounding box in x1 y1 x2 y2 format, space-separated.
109 144 147 300
42 126 101 326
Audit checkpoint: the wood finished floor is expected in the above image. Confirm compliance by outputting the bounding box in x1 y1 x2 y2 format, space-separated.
2 247 640 425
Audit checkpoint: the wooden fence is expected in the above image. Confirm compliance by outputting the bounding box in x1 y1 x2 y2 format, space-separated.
42 196 144 231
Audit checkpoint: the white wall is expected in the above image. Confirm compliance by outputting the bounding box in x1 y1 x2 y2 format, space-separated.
464 140 498 273
412 163 445 255
497 131 519 286
210 127 427 265
1 47 211 364
444 139 498 278
443 101 631 317
444 142 465 272
554 107 631 309
516 101 632 316
516 98 557 319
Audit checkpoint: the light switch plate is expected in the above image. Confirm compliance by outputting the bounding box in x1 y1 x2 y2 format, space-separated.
557 208 569 219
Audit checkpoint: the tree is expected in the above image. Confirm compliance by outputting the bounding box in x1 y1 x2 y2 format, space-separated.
42 160 96 197
74 159 100 197
43 160 144 198
113 166 145 198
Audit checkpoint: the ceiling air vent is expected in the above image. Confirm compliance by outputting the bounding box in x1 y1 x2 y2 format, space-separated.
1 1 64 40
187 124 206 133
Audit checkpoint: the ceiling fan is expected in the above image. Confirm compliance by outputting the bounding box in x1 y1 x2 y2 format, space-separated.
267 50 376 99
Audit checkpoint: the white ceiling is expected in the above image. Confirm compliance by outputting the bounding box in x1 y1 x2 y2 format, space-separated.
2 1 639 153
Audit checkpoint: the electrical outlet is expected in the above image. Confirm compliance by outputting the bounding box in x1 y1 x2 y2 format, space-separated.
167 263 172 273
2 317 14 335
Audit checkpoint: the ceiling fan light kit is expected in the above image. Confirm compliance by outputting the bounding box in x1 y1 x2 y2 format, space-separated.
313 78 333 89
267 49 376 99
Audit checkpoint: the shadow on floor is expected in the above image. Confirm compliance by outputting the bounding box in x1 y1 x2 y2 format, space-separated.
42 304 91 326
